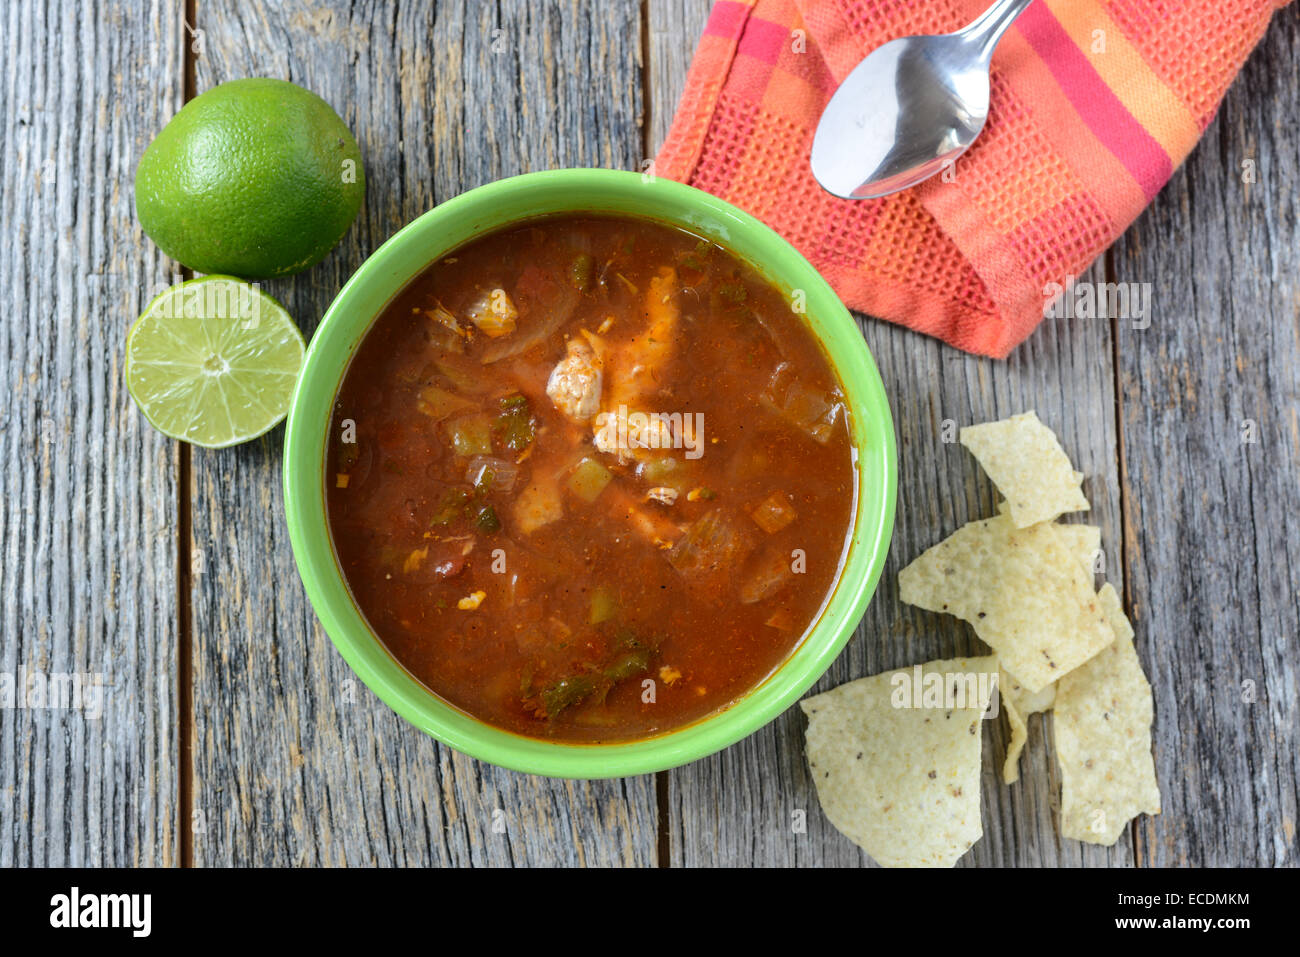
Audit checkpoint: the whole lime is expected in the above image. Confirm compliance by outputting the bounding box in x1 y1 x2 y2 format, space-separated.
134 78 365 279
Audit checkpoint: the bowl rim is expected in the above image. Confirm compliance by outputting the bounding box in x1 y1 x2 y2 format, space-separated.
283 168 896 778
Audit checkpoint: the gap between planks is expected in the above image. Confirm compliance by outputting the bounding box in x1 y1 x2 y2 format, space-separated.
1102 247 1140 865
177 0 198 870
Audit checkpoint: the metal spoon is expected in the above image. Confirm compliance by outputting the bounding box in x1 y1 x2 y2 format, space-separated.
810 0 1034 200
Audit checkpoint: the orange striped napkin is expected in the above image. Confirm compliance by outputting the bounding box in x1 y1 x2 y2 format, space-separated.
656 0 1289 357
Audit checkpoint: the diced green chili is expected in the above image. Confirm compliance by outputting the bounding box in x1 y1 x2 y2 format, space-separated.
493 393 536 452
604 646 652 682
475 504 501 533
431 487 471 526
540 673 609 717
531 630 659 718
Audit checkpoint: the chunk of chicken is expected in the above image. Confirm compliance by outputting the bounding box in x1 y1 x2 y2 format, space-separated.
594 266 680 462
612 266 679 403
594 411 673 460
546 337 603 423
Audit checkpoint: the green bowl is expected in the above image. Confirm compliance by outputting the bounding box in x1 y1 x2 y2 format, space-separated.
283 169 896 778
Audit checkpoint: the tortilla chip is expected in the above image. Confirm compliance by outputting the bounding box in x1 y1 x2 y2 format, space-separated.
1053 524 1102 575
802 656 997 867
999 667 1056 784
997 504 1101 576
961 412 1090 527
898 515 1114 693
1055 584 1161 844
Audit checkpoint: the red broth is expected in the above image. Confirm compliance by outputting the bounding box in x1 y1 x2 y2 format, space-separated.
326 216 856 742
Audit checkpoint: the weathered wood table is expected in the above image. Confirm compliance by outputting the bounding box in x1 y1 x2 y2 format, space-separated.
2 1 1296 867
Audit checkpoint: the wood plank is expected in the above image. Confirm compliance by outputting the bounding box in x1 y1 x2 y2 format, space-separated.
1112 10 1300 867
645 0 708 155
0 0 182 865
186 0 657 866
650 1 1129 866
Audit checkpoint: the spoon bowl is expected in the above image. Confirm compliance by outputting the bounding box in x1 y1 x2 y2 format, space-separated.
811 0 1033 199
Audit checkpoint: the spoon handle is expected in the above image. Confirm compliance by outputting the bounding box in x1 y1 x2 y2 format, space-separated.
964 0 1035 61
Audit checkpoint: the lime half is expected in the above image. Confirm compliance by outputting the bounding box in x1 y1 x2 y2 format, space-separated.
126 277 305 448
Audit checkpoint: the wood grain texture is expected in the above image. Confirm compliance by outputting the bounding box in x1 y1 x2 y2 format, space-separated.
0 0 181 866
1112 9 1300 867
645 0 708 155
1 0 1295 869
186 0 657 866
650 0 1128 868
